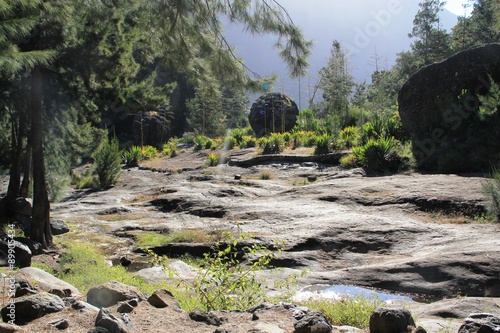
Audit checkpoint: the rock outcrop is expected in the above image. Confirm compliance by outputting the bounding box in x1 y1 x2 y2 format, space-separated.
398 43 500 171
249 93 299 137
87 281 145 308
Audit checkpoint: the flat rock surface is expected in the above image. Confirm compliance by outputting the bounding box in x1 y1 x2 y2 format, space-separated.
47 149 500 329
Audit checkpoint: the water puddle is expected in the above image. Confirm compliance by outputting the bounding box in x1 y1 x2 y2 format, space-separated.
292 284 414 303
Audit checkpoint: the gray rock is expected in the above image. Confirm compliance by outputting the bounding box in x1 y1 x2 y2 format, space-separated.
13 237 42 255
189 309 222 326
12 197 32 216
50 219 70 235
15 267 81 297
71 300 100 313
49 318 70 329
0 292 65 324
87 281 144 308
294 311 332 333
369 308 415 333
458 313 500 333
249 93 299 137
147 289 180 309
0 239 31 268
95 308 130 333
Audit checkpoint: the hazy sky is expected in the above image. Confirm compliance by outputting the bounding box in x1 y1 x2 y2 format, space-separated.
225 0 470 106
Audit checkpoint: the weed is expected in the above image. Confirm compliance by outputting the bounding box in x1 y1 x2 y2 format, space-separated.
299 296 383 329
258 171 272 180
142 145 158 159
122 146 143 167
207 152 221 166
339 154 358 169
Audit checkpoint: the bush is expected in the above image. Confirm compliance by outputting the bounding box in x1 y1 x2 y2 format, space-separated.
123 146 143 167
258 133 285 154
339 126 360 148
353 137 395 172
93 137 122 188
230 128 246 147
314 134 335 155
224 136 237 150
299 297 382 329
162 140 178 157
207 153 220 166
142 145 158 159
339 154 358 169
483 165 500 222
194 135 208 151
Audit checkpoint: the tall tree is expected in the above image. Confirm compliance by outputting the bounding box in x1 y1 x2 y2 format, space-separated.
318 40 355 129
409 0 451 66
451 0 500 51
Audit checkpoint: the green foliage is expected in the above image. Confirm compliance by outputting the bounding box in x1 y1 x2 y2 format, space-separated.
122 146 143 167
483 165 500 222
230 128 246 147
296 109 321 132
291 130 317 148
194 135 209 151
93 137 122 188
184 233 281 311
224 136 237 150
207 153 221 166
478 76 500 120
353 137 392 169
299 297 382 329
239 136 257 149
339 154 358 169
162 140 178 157
141 146 158 159
71 167 98 189
339 126 360 148
258 133 286 154
314 134 335 155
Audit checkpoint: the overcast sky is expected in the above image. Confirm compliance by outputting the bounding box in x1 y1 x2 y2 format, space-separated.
225 0 471 107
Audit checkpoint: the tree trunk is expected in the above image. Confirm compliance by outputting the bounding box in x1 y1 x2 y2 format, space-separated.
6 115 23 204
30 66 52 249
19 144 32 198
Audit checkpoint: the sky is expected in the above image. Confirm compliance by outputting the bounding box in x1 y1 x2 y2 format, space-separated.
224 0 473 108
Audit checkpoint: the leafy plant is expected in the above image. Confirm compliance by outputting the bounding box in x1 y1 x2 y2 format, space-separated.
207 152 221 166
258 133 285 154
339 126 360 148
483 165 500 222
93 137 122 188
314 134 335 155
299 296 382 329
352 137 396 172
258 171 272 180
123 146 143 167
339 153 358 169
162 140 178 157
194 135 208 151
142 145 158 159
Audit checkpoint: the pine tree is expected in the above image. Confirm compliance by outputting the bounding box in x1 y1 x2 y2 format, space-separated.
409 0 451 66
318 40 355 129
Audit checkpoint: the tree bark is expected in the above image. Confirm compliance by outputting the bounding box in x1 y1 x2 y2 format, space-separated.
19 144 32 198
6 115 23 204
30 66 52 249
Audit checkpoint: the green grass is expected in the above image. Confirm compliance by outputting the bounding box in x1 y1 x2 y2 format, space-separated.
299 296 383 329
135 229 227 247
258 171 272 180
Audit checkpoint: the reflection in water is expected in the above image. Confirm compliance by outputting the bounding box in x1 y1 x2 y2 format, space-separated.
292 284 414 303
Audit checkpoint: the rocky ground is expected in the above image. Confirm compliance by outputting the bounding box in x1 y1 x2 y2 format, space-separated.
3 147 500 332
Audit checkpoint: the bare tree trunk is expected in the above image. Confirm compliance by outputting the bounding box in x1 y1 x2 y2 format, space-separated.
30 66 52 249
6 115 23 203
19 144 32 198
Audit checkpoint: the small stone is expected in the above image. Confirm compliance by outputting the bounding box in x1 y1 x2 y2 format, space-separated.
189 309 221 326
49 318 70 329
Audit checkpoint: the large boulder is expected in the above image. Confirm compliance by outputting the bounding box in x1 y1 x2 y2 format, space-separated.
458 313 500 333
132 110 170 147
249 93 299 137
87 281 145 308
0 292 65 324
398 43 500 171
15 267 81 297
369 308 416 333
0 238 32 268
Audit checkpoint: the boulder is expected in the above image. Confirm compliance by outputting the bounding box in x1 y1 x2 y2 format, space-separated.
147 289 181 309
50 219 70 235
189 310 222 326
458 313 500 333
13 237 42 255
12 197 32 216
95 308 130 333
249 93 299 137
87 281 145 308
15 267 81 297
294 311 332 333
398 43 500 171
369 308 416 333
0 292 65 324
0 238 31 268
